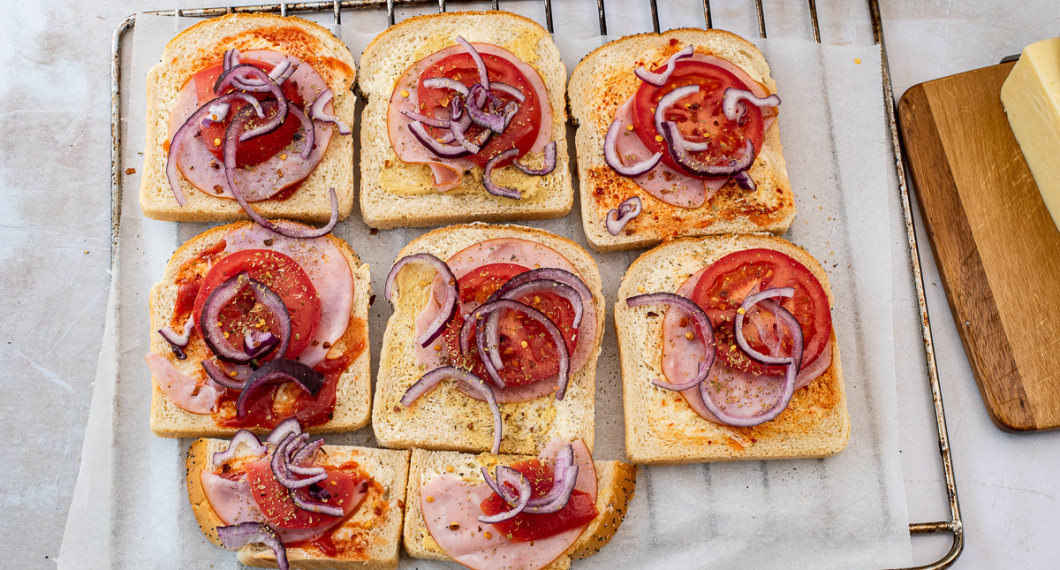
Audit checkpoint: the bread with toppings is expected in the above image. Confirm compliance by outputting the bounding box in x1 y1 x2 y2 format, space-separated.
147 221 372 438
615 234 849 463
140 13 356 223
569 28 794 252
372 223 604 455
357 11 572 228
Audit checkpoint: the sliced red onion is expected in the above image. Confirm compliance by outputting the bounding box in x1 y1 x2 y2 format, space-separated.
308 89 352 136
166 91 252 207
266 417 302 446
202 359 245 390
236 98 287 143
408 121 469 158
243 330 280 361
450 96 464 121
222 48 241 72
236 359 324 419
423 76 470 96
483 149 521 199
606 196 642 236
488 268 593 311
199 271 291 364
456 36 490 89
268 60 292 83
734 288 801 367
626 292 716 391
478 466 531 523
385 253 459 348
289 438 326 476
212 429 267 467
215 64 284 97
522 445 577 513
495 278 584 330
217 522 288 570
659 121 755 177
501 100 520 130
286 104 315 160
634 45 695 86
449 115 482 154
512 141 557 176
604 118 662 177
467 84 508 133
722 87 781 124
158 312 195 360
290 483 344 517
653 84 700 136
400 108 450 129
490 81 526 103
204 102 231 126
271 433 328 489
400 366 502 453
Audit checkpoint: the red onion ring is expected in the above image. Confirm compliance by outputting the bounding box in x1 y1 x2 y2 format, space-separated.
652 84 700 136
266 417 302 446
606 196 642 236
286 104 315 160
490 81 527 103
423 76 471 96
494 278 584 330
235 359 324 419
734 288 801 366
199 271 291 363
734 170 756 191
308 89 352 136
408 121 470 158
401 108 450 129
480 443 578 515
477 466 531 523
455 36 490 90
604 118 662 176
222 48 241 72
449 115 483 154
271 433 329 490
487 268 593 311
659 121 755 178
626 292 716 391
217 522 288 570
211 429 267 467
483 149 522 199
385 253 459 348
166 91 252 207
400 366 503 453
722 87 781 125
243 330 280 360
634 45 695 86
288 437 326 476
467 83 508 133
158 312 195 360
202 359 245 390
512 141 557 176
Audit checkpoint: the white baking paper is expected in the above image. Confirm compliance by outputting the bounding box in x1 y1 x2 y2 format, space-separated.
60 6 910 569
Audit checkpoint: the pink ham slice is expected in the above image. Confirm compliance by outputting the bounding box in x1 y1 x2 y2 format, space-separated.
167 50 335 202
612 54 777 209
419 439 596 570
386 43 553 191
660 267 831 423
413 238 598 403
146 353 220 414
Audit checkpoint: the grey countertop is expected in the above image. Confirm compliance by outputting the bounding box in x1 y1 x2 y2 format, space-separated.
3 1 1059 568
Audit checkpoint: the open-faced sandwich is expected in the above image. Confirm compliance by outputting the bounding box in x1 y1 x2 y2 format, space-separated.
615 235 849 463
570 29 793 252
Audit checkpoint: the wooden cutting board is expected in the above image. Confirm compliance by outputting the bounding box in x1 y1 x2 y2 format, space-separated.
899 62 1060 432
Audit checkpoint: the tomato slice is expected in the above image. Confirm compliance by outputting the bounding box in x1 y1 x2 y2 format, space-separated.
244 457 360 530
442 263 578 387
690 249 831 375
479 458 598 542
417 52 541 168
189 59 305 169
192 249 321 361
632 59 765 176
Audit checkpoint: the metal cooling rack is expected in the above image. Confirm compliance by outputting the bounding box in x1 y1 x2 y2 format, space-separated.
109 1 963 567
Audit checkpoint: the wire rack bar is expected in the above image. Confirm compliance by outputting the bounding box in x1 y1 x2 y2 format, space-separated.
110 1 963 566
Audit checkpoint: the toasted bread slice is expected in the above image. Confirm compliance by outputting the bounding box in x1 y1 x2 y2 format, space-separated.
186 437 410 569
615 235 849 464
372 224 604 455
569 29 794 252
357 11 572 228
148 222 371 437
402 447 636 569
140 13 356 223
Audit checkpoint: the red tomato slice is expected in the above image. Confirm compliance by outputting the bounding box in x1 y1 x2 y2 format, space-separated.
417 52 541 168
190 59 304 169
442 263 578 387
244 457 360 530
192 249 321 361
479 458 598 542
632 59 765 176
691 249 831 375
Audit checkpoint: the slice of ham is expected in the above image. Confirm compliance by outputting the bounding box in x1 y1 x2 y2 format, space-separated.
612 54 777 209
387 43 553 191
146 353 220 414
167 50 335 202
420 440 596 570
413 238 598 403
660 267 831 423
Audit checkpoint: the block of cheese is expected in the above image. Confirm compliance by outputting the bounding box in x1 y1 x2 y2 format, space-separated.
1001 37 1060 231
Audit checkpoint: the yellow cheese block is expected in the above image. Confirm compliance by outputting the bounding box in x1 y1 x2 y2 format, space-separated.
1001 37 1060 231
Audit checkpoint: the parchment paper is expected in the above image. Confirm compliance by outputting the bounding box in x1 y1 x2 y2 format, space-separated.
60 4 911 568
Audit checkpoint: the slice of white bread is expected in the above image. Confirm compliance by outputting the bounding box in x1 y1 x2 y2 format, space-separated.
357 11 572 229
569 29 795 252
614 234 849 464
402 447 636 569
372 224 604 455
140 13 356 223
148 221 372 438
186 437 410 569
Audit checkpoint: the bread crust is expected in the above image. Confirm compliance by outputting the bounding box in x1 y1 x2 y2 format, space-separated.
357 11 572 228
569 29 795 252
615 235 850 464
372 223 603 455
148 221 372 438
186 437 411 569
140 13 356 223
